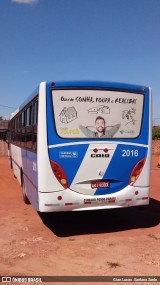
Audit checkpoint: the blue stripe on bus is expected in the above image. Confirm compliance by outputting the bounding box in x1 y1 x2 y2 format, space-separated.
95 144 148 195
21 148 38 187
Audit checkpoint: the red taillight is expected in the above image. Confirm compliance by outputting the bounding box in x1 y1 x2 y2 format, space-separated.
129 158 146 186
50 160 68 189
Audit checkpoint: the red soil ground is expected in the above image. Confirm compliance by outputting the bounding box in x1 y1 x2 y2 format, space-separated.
0 155 159 284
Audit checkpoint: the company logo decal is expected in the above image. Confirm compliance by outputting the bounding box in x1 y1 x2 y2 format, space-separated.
91 154 110 158
59 151 78 158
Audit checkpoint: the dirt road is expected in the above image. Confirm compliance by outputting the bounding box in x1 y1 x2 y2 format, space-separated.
0 156 159 283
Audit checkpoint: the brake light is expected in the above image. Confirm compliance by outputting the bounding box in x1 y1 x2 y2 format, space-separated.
129 158 146 186
50 160 68 189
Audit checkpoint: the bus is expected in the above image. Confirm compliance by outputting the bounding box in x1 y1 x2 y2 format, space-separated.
8 81 152 212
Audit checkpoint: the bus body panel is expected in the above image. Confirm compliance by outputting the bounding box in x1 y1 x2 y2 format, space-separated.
48 142 148 195
9 144 39 211
38 185 150 212
37 82 64 193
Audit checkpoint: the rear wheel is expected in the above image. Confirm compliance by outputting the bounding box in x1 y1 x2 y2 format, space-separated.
9 157 13 169
22 176 30 204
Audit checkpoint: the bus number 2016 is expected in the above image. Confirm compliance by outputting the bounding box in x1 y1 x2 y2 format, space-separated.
122 150 139 157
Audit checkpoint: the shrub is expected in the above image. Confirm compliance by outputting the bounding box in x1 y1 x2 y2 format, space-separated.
152 127 160 140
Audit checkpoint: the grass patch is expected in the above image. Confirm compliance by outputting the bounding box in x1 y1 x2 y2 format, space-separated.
107 261 121 268
68 238 76 241
108 242 115 246
148 234 160 240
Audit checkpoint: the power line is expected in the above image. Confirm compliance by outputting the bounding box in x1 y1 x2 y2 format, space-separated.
0 104 16 109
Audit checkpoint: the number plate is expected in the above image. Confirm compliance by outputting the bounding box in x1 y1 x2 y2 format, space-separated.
91 181 110 189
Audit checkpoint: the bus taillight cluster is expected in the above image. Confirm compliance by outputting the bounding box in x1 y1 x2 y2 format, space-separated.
50 160 68 189
129 158 146 186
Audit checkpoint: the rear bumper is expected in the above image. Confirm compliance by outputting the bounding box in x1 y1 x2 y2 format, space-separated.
38 186 150 212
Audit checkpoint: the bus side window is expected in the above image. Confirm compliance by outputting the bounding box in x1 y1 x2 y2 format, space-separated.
21 111 26 128
21 110 26 147
33 100 38 151
26 105 32 126
26 104 33 149
15 117 17 143
33 100 38 125
11 119 15 142
16 114 20 145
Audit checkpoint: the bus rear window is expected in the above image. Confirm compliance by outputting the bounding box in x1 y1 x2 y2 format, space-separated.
52 89 144 139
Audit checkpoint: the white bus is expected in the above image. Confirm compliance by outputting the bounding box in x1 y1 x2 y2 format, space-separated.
8 81 152 212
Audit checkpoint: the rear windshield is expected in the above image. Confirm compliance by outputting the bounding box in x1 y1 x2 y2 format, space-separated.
52 89 144 139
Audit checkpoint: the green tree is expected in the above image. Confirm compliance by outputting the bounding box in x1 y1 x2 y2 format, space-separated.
152 127 160 140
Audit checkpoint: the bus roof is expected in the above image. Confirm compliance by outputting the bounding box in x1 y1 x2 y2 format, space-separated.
46 80 149 92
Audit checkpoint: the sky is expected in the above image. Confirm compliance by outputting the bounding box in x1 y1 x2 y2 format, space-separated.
0 0 160 124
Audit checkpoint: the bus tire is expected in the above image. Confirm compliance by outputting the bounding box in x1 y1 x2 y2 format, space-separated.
22 176 30 205
9 157 13 169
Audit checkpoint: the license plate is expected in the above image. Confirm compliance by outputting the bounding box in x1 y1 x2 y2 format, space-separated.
91 181 110 189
